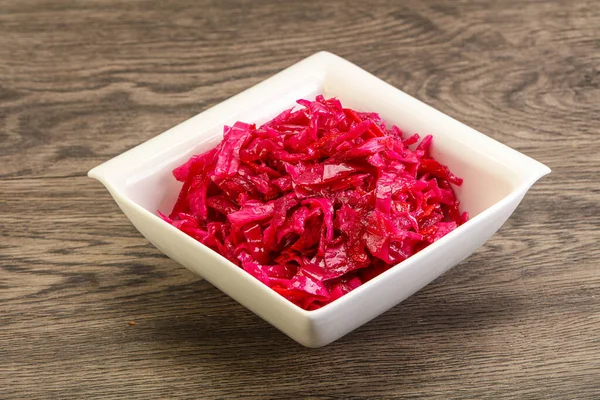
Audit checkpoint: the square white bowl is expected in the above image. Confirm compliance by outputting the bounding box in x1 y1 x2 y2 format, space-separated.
89 51 550 348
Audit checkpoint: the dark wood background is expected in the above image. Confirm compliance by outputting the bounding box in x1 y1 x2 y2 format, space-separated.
1 0 599 398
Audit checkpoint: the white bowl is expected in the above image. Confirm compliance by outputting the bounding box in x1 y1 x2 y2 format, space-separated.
89 51 550 348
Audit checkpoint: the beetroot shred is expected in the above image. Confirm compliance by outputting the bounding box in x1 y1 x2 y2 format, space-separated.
160 95 468 310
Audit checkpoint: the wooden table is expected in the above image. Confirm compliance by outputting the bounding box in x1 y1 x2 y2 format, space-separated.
2 0 599 398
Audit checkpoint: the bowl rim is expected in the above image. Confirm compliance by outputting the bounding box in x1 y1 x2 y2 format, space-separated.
89 51 551 319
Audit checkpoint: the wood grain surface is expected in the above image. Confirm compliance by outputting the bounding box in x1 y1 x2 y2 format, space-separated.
1 0 599 398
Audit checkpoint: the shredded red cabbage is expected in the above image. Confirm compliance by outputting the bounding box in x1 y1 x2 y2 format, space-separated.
160 96 468 310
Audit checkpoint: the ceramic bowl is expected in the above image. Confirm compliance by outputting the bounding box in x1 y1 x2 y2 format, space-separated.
89 51 550 347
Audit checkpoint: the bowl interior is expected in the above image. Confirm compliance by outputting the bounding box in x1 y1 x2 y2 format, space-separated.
124 80 516 221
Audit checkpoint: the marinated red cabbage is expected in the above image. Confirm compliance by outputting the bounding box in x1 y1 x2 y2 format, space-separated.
160 95 468 310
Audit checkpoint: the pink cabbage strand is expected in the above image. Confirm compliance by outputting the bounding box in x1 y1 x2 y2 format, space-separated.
160 95 468 310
